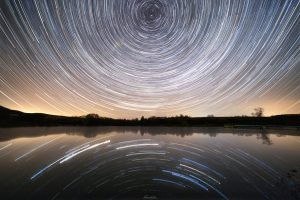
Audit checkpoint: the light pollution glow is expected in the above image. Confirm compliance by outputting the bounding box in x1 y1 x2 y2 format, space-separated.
0 0 299 118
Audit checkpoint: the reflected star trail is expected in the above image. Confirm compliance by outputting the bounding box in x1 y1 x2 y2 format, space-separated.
1 128 299 199
0 0 300 117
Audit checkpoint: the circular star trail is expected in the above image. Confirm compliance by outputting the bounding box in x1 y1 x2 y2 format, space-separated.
0 0 300 117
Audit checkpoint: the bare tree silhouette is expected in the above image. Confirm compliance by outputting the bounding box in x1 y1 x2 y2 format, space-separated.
252 107 264 117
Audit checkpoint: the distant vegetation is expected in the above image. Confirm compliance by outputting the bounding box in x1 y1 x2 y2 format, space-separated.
0 105 299 128
252 107 264 117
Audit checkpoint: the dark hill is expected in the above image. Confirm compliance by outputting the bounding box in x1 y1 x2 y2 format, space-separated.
0 106 299 128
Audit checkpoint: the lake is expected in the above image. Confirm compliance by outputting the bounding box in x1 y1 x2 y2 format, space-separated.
0 127 299 200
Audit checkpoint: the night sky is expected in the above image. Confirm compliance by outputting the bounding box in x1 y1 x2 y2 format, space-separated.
0 0 299 118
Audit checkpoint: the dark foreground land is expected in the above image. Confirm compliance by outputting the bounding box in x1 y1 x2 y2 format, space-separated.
1 105 299 129
0 105 299 128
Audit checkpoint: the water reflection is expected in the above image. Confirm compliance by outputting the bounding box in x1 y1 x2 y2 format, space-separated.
1 126 299 144
0 127 299 199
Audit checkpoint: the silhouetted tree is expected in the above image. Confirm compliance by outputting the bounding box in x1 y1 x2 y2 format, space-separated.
85 113 100 125
252 107 264 117
86 114 100 119
140 116 145 125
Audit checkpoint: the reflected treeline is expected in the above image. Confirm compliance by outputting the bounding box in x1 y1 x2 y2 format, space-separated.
1 126 300 144
256 133 273 145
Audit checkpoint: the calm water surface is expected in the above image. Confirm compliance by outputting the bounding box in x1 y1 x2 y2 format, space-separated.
0 127 299 200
